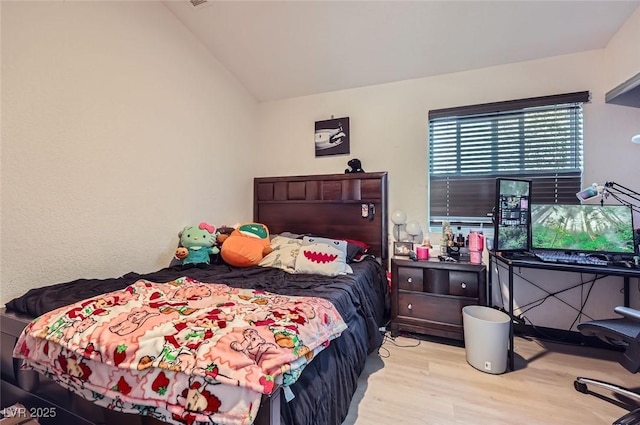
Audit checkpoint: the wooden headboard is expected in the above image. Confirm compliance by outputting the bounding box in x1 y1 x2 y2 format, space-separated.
254 172 388 262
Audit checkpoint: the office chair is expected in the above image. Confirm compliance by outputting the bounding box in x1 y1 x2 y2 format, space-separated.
574 306 640 425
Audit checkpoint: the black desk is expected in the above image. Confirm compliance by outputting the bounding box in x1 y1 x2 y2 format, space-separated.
488 252 640 371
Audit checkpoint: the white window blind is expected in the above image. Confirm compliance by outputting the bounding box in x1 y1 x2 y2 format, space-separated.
428 91 589 228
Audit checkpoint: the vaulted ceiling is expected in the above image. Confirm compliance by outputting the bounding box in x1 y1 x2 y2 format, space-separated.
164 1 640 102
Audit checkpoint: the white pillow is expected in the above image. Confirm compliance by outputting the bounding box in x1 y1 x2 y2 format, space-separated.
294 236 349 276
259 236 302 272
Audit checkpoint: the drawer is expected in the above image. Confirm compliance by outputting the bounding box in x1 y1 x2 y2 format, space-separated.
397 267 423 291
398 291 470 326
425 269 449 294
448 271 479 298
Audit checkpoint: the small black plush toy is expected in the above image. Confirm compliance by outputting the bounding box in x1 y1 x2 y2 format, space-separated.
345 158 365 174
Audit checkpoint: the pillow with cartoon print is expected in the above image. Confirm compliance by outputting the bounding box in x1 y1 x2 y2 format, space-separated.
259 236 303 273
294 236 352 276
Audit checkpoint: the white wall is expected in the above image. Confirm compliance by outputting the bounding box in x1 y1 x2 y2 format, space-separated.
254 51 640 329
598 5 640 206
604 6 640 91
0 1 258 305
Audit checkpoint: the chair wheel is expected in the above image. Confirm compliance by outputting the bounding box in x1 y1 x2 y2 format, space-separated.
574 380 588 394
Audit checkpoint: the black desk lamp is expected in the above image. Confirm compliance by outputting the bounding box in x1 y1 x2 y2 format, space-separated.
577 182 640 214
602 182 640 214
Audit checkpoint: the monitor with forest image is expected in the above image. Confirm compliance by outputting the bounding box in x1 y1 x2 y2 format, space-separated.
531 204 636 255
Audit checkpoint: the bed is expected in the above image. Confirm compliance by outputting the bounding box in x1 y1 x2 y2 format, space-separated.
0 171 389 425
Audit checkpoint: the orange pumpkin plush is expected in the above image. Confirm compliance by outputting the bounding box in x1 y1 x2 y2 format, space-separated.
220 223 273 267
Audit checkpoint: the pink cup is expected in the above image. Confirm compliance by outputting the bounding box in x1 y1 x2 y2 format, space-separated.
468 231 484 264
416 246 430 260
469 251 482 264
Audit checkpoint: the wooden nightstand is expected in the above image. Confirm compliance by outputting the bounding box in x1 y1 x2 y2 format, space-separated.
390 258 487 340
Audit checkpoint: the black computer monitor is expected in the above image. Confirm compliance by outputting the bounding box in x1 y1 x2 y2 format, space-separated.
531 204 636 255
494 178 532 252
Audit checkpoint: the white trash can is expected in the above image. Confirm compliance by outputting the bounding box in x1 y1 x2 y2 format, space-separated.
462 305 510 374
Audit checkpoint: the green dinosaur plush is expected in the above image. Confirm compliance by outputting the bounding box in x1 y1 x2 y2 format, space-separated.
175 222 220 266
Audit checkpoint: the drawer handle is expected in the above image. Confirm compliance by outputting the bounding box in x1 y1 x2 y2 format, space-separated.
461 282 467 289
407 277 413 283
407 303 412 311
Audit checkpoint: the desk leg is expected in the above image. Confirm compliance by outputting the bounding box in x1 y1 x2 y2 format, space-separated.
624 277 630 307
508 263 514 371
488 256 493 306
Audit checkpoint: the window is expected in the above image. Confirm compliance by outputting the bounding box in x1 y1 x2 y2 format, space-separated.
428 91 589 230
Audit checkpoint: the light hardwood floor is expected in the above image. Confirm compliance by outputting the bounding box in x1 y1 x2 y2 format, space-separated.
342 334 640 425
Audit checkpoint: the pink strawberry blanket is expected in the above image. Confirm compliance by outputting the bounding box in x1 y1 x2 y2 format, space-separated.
13 277 347 425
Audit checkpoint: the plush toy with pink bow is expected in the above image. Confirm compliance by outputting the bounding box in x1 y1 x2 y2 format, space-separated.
175 222 220 266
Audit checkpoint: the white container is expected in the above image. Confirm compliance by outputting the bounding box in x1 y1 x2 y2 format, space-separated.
462 305 510 374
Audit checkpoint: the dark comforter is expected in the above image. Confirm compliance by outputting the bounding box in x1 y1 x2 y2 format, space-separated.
6 257 390 425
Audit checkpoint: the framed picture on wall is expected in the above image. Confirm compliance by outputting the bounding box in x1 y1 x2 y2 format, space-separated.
315 117 350 157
